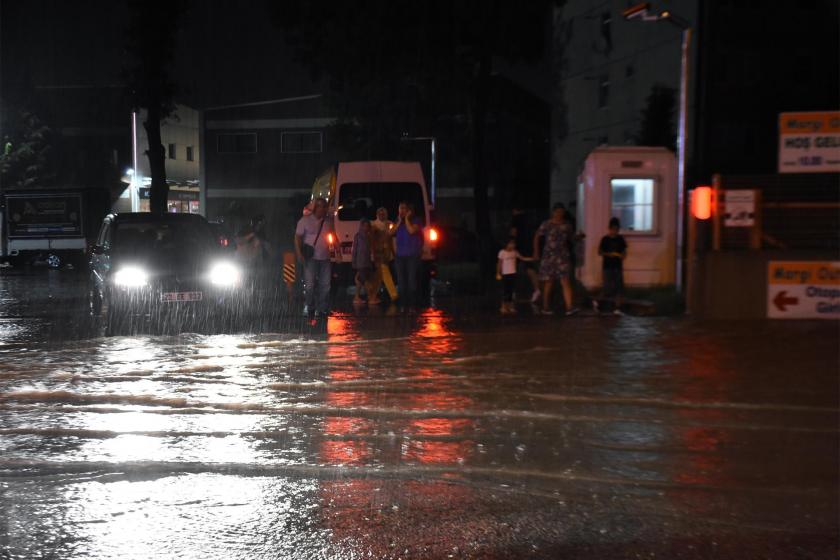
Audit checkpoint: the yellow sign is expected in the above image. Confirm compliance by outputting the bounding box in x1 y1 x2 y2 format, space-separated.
767 261 840 319
778 111 840 173
768 261 840 285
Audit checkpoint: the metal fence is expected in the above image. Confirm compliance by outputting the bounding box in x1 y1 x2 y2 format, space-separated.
712 173 839 251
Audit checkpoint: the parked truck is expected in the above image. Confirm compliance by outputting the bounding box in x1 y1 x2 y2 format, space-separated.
1 189 109 268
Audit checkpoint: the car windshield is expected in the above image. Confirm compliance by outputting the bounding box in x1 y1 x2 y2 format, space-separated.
113 220 216 256
337 182 426 224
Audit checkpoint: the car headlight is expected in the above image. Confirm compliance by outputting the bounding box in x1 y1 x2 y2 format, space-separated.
209 262 241 286
113 266 149 287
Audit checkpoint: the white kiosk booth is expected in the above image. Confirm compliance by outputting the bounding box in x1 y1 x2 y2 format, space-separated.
576 146 677 290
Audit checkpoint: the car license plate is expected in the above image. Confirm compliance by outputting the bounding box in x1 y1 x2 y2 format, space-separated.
161 291 203 302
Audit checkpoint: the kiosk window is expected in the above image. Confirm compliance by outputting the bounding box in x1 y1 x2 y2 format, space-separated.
611 178 655 232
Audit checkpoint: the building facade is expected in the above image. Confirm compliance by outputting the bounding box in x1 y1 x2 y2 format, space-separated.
551 0 699 206
200 95 346 248
121 104 201 214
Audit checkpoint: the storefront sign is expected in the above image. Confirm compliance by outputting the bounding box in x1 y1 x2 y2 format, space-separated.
778 111 840 173
723 190 755 227
767 261 840 319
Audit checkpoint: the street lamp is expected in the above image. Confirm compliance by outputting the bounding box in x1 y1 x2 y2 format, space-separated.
623 2 691 294
401 133 437 206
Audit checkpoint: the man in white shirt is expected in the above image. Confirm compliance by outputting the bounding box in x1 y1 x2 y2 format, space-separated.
295 198 334 320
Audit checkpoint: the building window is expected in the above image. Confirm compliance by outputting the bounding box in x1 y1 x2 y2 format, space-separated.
625 64 635 78
217 133 258 154
281 131 323 153
186 146 194 162
168 143 176 159
611 178 656 233
598 76 610 108
600 13 612 52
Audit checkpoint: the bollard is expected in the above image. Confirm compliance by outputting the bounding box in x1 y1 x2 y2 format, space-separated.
282 251 296 301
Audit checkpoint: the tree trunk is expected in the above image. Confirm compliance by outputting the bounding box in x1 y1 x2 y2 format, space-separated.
144 103 168 214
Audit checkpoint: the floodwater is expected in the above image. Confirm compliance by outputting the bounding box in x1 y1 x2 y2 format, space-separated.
0 270 838 559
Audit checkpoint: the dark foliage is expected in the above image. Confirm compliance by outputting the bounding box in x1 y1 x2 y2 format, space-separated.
635 84 676 151
0 109 55 190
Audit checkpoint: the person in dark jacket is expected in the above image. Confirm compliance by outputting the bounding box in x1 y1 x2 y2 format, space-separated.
593 217 628 315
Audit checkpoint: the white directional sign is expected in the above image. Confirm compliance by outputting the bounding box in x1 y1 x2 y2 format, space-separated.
767 261 840 319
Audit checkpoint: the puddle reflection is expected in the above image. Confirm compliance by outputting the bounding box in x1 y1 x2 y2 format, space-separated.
318 308 479 553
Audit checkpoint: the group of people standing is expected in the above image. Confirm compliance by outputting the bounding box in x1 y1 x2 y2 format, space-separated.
295 198 425 322
294 196 626 321
499 203 627 316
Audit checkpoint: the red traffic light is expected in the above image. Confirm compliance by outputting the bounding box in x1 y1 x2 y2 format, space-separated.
691 186 712 220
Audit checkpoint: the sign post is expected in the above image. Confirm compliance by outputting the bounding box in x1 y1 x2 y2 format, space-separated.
767 261 840 319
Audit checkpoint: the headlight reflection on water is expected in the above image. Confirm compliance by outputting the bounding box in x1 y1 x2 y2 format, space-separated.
76 333 294 466
65 475 327 559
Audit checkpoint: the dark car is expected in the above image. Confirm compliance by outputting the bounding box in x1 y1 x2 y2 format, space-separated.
88 213 243 335
208 220 236 253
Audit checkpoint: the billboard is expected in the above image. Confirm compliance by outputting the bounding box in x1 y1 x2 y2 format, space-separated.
5 193 84 238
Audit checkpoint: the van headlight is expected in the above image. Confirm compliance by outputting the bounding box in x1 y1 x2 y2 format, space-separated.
209 262 241 286
113 266 149 288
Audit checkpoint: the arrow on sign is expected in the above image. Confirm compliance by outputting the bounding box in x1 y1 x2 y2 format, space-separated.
773 290 799 312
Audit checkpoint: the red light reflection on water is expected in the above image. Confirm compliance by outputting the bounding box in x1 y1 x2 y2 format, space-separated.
320 439 371 465
326 315 355 342
411 309 461 357
402 417 475 465
318 308 478 550
658 332 735 512
323 416 374 436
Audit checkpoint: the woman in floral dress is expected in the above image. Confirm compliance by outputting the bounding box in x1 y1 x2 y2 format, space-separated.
533 203 578 315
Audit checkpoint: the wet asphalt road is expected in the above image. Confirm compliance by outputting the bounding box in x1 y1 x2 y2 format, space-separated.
0 267 838 559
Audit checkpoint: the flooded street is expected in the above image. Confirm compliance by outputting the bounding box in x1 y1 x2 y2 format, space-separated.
1 270 838 559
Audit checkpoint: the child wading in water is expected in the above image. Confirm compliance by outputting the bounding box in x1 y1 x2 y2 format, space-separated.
496 238 534 314
593 217 628 315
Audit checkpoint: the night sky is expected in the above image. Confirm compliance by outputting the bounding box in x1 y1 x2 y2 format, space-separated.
1 0 549 110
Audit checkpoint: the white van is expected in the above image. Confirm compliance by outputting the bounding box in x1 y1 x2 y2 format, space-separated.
309 160 439 278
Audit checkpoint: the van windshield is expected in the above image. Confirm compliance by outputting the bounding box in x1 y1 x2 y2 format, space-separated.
337 182 426 224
